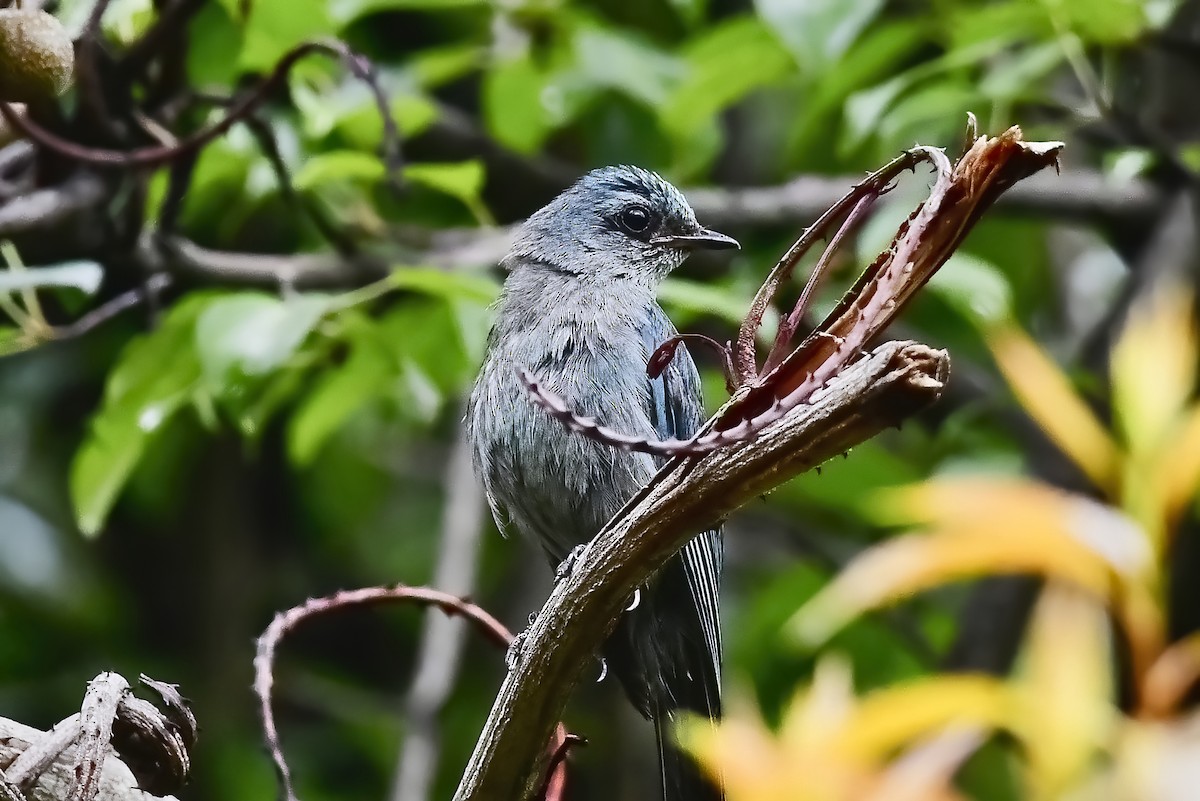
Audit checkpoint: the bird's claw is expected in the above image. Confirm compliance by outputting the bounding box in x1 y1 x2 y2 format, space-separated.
505 631 527 671
555 544 587 581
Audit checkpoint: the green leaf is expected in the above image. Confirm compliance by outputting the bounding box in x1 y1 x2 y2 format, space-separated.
403 161 489 219
927 253 1014 326
1040 0 1152 44
660 16 792 142
0 261 103 294
294 151 386 190
238 0 335 72
755 0 885 74
659 277 764 328
71 297 209 537
292 67 440 143
289 326 391 464
194 293 330 384
409 45 485 88
0 325 24 356
979 41 1065 102
948 1 1052 52
379 300 471 395
571 24 685 108
385 267 500 306
329 0 484 27
482 56 561 154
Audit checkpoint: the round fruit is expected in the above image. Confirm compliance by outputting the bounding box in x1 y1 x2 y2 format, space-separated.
0 9 74 104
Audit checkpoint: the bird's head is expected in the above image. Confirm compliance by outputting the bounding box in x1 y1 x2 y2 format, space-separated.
508 165 739 284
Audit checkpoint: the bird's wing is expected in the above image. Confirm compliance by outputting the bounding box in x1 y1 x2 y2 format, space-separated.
641 306 723 695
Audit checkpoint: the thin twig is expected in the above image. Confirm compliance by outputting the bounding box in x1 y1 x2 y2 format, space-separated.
254 586 513 801
646 333 736 392
50 273 173 340
0 41 399 174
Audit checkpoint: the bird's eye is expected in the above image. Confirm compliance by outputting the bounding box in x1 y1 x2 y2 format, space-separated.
619 205 653 234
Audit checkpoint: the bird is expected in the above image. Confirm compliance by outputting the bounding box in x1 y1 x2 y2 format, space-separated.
466 164 738 801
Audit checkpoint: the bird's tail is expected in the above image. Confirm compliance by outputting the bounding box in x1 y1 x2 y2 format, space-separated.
654 712 723 801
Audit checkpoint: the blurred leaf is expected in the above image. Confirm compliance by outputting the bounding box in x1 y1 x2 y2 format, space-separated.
949 1 1052 51
660 16 792 146
194 293 330 384
289 326 391 464
825 676 1009 760
1155 404 1200 525
384 267 500 306
1015 585 1113 798
294 151 385 190
791 479 1154 647
988 323 1121 491
408 45 485 88
1039 0 1153 45
0 325 23 356
571 24 685 107
1110 288 1196 458
71 297 210 536
403 161 489 220
238 0 335 71
979 41 1065 102
329 0 483 26
483 55 566 154
679 659 1005 801
0 261 103 294
926 253 1013 326
755 0 884 74
660 277 768 329
874 479 1153 577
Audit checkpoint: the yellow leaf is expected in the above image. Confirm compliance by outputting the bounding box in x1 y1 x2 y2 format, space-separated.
872 479 1154 578
789 526 1113 648
791 479 1156 647
1152 402 1200 528
1016 584 1114 800
1111 287 1197 459
827 675 1011 762
988 324 1121 492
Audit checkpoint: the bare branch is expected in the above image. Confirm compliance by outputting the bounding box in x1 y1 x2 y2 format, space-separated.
0 673 191 801
254 586 514 801
0 41 400 176
70 673 129 801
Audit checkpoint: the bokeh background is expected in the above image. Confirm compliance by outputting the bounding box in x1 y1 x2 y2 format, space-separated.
2 0 1199 799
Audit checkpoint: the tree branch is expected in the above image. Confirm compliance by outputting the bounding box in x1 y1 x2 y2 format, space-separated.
453 340 950 800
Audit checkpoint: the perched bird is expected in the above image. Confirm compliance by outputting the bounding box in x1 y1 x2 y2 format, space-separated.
466 165 738 801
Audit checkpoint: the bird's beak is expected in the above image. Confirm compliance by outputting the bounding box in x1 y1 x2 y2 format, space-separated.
651 227 740 251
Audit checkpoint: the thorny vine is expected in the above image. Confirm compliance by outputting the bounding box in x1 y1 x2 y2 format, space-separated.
518 125 1065 458
253 586 580 801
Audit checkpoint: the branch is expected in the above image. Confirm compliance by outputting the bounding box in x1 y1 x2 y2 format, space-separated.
685 166 1163 228
454 339 950 800
0 40 400 176
134 234 388 288
0 673 193 801
255 586 576 801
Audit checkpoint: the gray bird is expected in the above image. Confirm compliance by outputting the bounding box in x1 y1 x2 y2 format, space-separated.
467 165 738 801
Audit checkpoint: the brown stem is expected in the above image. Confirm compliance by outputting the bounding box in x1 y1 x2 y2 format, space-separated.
0 41 399 176
761 193 876 375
